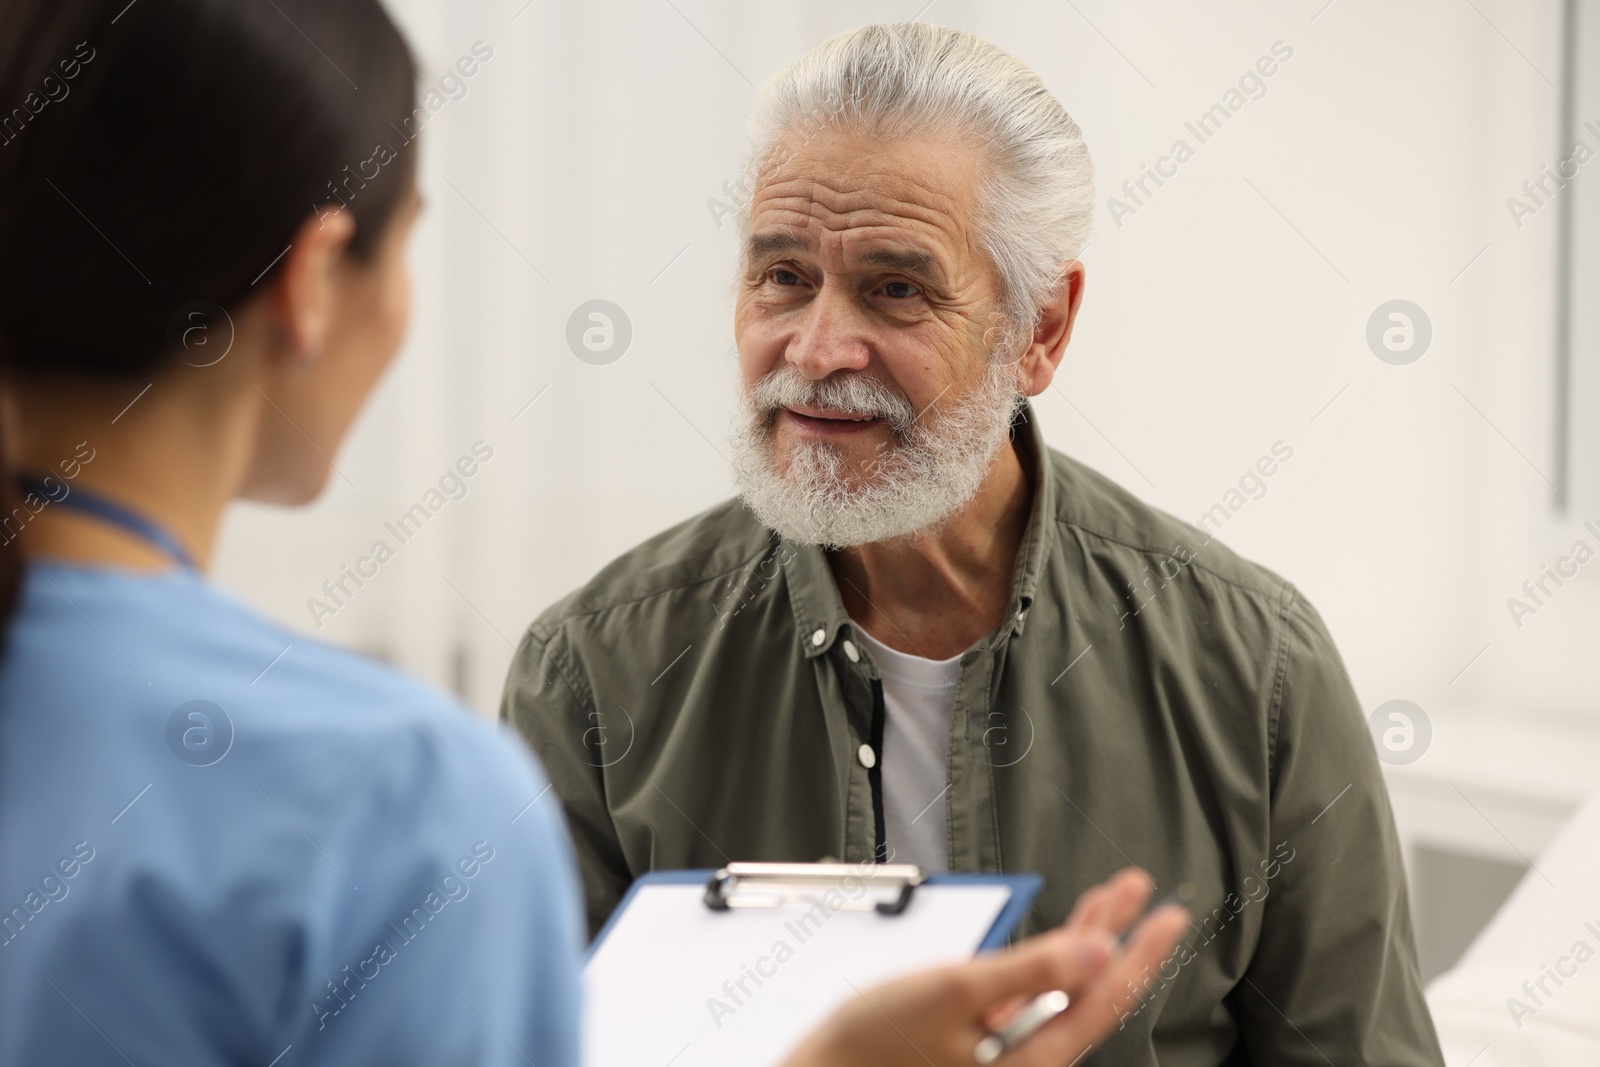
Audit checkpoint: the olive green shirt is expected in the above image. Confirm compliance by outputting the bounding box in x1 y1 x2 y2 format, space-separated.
502 405 1443 1065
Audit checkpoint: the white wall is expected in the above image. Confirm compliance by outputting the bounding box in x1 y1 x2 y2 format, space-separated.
213 0 1596 763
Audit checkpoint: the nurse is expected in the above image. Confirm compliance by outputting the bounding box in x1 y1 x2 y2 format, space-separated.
0 0 1185 1063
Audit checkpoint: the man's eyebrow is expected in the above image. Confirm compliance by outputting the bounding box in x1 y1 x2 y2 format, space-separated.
745 230 807 262
744 231 948 285
861 246 944 282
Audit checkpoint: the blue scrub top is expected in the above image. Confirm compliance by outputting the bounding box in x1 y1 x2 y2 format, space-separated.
0 562 583 1065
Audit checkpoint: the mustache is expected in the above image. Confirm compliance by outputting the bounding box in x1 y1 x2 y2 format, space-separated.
747 367 918 435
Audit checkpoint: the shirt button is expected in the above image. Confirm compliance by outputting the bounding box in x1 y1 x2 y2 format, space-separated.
842 639 860 662
811 628 827 647
857 743 877 769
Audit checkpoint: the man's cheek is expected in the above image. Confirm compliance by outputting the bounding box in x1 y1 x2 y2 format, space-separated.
735 325 787 389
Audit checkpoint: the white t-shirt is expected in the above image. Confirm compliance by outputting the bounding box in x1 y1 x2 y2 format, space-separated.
851 624 962 873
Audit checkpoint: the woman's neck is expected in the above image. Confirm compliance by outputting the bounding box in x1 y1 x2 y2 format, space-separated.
1 367 259 573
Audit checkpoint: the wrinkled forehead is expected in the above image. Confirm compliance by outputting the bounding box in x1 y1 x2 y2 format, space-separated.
743 127 987 275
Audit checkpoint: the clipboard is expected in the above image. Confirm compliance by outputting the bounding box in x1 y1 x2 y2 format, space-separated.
582 863 1043 1067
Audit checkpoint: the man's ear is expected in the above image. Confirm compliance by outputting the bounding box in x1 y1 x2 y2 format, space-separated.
1017 261 1086 397
266 206 357 364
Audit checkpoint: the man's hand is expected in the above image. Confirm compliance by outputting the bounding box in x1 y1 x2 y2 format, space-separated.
782 868 1188 1067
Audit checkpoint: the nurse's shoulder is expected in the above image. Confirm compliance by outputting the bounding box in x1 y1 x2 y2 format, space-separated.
0 566 582 1065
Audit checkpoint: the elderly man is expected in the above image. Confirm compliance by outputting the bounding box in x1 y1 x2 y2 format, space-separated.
504 22 1443 1065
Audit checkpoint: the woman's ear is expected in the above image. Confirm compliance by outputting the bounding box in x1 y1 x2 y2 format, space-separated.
267 206 358 364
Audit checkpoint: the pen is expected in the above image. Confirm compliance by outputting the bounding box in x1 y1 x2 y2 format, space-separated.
971 884 1194 1064
972 989 1068 1064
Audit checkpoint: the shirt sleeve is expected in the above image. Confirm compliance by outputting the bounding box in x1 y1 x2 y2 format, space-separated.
282 715 584 1067
501 624 634 941
1229 589 1445 1066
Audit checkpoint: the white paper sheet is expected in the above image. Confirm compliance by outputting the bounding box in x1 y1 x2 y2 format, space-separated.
582 881 1013 1067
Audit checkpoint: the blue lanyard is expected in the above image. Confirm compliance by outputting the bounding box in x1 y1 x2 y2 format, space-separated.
16 475 198 572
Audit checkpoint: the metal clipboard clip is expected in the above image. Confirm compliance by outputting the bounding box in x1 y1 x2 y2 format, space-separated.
703 862 925 916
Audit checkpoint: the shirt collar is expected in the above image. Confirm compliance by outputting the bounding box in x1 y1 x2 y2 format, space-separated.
781 399 1058 659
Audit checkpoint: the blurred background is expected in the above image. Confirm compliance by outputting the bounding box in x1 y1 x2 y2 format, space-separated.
212 0 1599 982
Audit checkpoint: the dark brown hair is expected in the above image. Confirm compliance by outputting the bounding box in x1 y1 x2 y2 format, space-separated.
0 0 419 617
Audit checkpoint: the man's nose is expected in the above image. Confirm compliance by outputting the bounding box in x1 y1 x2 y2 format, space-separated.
785 283 871 380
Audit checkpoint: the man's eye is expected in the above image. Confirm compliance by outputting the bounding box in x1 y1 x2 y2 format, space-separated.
770 269 802 286
882 281 919 299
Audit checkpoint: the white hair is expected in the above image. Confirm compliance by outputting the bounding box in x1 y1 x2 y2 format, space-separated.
740 22 1094 336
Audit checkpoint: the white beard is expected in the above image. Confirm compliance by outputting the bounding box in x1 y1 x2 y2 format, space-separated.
730 361 1022 548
